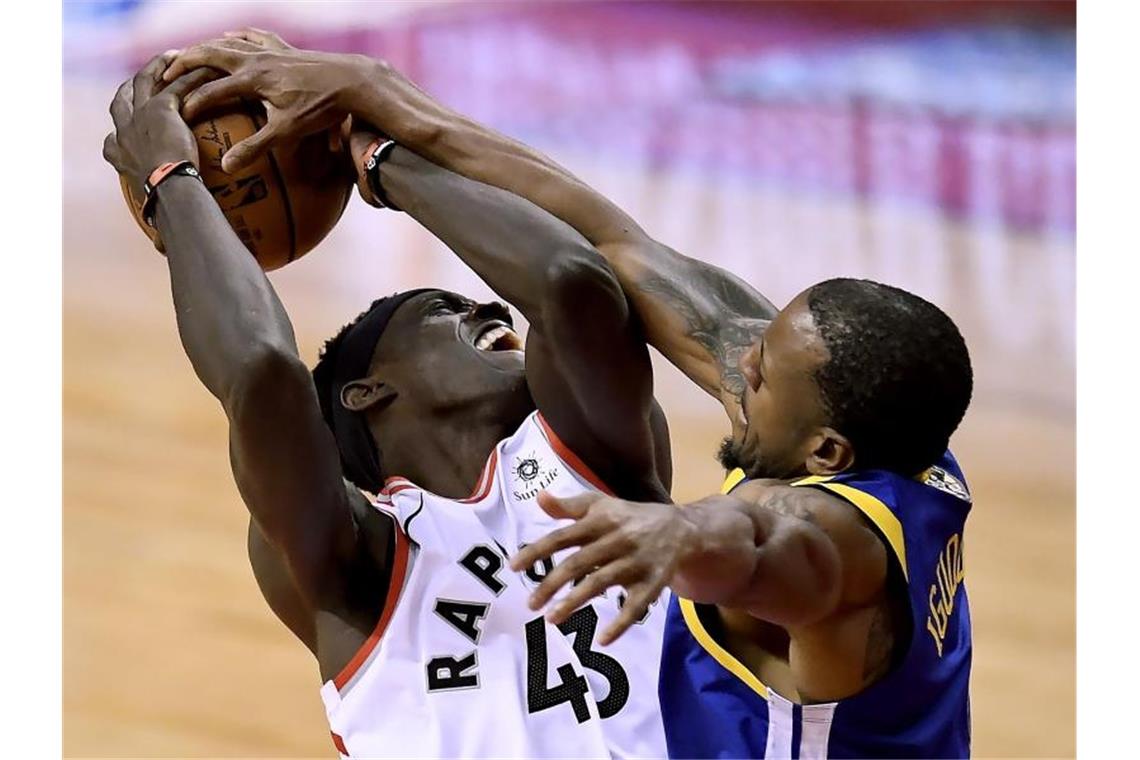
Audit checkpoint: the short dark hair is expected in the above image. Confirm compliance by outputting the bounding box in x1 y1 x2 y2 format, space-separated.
311 298 387 433
807 278 972 476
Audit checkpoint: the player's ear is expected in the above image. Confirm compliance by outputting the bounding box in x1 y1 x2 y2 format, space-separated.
340 379 397 412
806 427 854 475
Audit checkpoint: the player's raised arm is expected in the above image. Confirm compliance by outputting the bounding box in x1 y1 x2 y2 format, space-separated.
167 31 776 426
103 55 371 626
346 129 667 500
345 70 779 421
348 61 779 414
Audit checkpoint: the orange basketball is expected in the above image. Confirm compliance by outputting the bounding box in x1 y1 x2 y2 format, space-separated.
119 104 353 271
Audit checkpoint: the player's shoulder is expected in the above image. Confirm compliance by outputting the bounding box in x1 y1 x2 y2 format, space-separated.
733 478 879 537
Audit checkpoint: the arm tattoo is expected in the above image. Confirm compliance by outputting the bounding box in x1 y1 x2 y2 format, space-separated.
759 490 820 525
638 265 773 398
704 321 764 398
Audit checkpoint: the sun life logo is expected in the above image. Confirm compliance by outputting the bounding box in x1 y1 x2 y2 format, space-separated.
516 457 540 482
512 452 558 501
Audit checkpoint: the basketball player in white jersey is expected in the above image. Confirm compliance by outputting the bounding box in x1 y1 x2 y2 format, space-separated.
104 52 672 758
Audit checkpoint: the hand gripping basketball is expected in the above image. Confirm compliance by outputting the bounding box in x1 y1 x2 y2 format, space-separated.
165 32 374 174
103 53 221 251
103 52 218 200
110 37 355 269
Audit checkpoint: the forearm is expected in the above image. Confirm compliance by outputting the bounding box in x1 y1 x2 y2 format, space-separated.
353 61 569 185
154 176 299 406
352 63 775 399
352 61 637 249
604 244 776 400
377 147 601 328
675 494 842 627
154 176 356 586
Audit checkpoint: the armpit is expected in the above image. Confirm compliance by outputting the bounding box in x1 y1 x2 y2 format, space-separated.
246 520 318 654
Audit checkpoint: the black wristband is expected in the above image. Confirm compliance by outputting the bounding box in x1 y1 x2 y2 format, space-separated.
364 140 402 212
141 160 202 228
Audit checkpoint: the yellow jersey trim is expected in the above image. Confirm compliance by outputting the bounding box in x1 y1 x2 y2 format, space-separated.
792 475 909 580
678 597 769 700
721 468 747 494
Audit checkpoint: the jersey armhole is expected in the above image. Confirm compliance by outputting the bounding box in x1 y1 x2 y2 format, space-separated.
794 480 917 673
677 597 771 701
535 412 616 496
329 508 413 694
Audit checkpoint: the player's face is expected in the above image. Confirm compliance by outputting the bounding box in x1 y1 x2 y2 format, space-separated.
373 290 529 411
732 291 831 480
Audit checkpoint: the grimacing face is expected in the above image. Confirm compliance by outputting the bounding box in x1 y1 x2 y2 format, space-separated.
732 290 833 480
370 290 529 413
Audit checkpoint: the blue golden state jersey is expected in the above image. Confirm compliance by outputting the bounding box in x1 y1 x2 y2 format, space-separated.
659 452 972 758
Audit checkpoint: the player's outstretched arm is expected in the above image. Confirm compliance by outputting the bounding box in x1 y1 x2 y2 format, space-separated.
167 31 776 426
516 485 900 699
356 138 666 500
103 55 370 618
513 483 887 646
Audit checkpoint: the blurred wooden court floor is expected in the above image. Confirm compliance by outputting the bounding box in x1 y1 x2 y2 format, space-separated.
64 80 1074 758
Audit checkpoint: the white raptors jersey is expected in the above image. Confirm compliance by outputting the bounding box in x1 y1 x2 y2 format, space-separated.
319 411 667 758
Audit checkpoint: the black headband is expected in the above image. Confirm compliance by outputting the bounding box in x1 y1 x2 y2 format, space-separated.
327 288 440 492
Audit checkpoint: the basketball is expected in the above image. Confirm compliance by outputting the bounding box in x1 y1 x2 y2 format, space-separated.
119 104 353 271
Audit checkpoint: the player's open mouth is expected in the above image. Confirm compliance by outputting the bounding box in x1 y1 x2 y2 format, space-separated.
474 322 524 352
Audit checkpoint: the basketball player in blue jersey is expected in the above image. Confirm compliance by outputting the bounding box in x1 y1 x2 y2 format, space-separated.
519 282 975 759
167 32 974 757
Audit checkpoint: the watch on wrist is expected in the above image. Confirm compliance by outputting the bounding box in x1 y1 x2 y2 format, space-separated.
140 160 202 228
359 139 402 211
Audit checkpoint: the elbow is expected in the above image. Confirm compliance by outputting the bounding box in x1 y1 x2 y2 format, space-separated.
612 238 676 276
222 345 312 421
540 246 629 327
750 525 844 629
